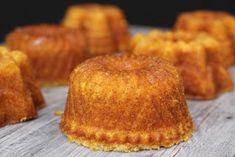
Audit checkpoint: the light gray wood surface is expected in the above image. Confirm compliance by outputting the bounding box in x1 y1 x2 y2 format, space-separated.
0 26 235 157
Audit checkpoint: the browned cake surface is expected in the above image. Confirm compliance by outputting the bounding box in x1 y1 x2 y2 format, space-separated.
62 3 130 56
60 55 193 152
130 30 233 99
6 24 87 86
175 10 235 66
0 47 45 127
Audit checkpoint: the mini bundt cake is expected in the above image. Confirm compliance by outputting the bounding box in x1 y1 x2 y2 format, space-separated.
0 47 45 127
60 55 193 152
130 30 233 99
6 24 87 86
62 3 129 56
175 10 235 66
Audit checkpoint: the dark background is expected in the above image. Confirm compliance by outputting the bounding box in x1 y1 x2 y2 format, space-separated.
0 0 234 41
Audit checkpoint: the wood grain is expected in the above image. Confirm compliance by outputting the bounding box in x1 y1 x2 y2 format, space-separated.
0 26 235 157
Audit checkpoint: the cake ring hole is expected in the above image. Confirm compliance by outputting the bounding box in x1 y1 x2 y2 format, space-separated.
96 55 157 71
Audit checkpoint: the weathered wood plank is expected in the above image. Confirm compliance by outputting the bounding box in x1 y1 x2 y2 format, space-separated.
0 26 234 157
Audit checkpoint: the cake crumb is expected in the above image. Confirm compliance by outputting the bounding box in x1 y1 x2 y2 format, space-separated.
54 111 63 116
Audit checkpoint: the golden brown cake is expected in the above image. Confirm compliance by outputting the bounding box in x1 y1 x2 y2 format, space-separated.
175 10 235 66
6 24 87 86
60 55 193 152
0 46 45 127
62 3 130 56
130 30 233 99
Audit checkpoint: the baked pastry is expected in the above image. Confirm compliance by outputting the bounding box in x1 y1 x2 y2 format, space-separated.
62 3 129 56
0 46 45 127
175 10 235 66
6 24 87 86
130 30 233 99
60 54 193 152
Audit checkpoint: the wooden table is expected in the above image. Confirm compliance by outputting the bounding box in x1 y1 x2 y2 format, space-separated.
0 26 235 157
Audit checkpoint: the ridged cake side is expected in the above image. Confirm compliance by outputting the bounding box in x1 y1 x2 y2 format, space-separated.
6 25 87 86
11 51 45 109
62 4 130 56
130 30 233 99
0 47 45 127
0 47 37 127
175 10 235 66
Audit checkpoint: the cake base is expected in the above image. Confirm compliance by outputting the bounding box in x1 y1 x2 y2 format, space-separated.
60 121 193 152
